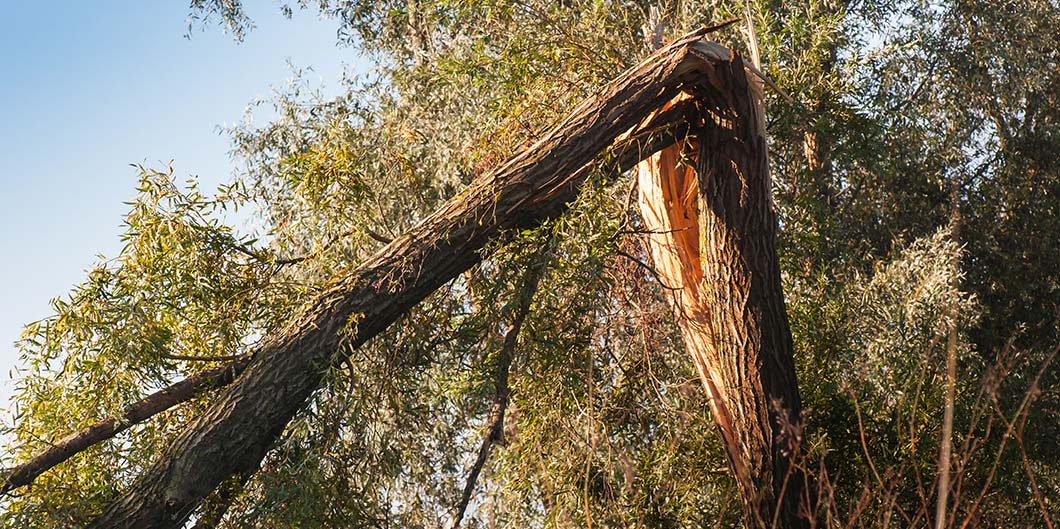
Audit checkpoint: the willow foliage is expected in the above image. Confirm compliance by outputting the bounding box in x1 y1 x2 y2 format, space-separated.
4 1 1060 527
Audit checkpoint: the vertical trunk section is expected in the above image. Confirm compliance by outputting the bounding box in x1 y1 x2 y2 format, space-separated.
637 53 810 528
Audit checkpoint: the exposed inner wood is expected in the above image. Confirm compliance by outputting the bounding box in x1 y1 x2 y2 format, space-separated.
637 135 744 475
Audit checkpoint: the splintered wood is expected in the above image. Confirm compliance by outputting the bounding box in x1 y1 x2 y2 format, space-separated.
635 136 745 479
67 30 808 529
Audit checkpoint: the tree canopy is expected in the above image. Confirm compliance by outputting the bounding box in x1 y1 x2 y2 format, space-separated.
3 1 1060 528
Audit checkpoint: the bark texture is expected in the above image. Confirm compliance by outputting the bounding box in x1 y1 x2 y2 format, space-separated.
86 29 724 529
636 52 811 528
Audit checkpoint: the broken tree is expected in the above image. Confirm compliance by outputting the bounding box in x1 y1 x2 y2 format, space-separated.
7 27 810 528
636 66 810 527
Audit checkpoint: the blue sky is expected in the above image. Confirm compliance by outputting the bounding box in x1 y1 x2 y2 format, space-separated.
0 2 359 399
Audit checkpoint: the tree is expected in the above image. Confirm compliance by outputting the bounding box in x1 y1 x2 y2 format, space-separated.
4 29 810 528
4 1 1060 528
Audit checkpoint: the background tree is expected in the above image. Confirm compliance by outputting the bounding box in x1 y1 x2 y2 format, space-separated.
3 1 1059 528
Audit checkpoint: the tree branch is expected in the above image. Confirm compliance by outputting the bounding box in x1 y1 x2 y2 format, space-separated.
1 355 252 495
448 250 549 529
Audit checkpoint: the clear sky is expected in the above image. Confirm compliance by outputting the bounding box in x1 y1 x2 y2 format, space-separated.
0 2 357 400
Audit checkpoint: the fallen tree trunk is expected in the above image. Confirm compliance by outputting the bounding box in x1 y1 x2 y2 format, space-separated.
636 55 811 528
86 29 724 529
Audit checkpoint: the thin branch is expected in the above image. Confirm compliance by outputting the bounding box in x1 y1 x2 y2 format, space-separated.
228 225 391 267
1016 430 1055 529
163 353 247 363
615 248 681 292
1 355 252 495
363 227 394 245
448 251 549 529
934 314 958 529
270 227 358 265
957 342 1060 529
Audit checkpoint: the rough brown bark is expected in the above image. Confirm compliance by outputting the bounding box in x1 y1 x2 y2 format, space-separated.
86 29 724 529
696 54 811 529
636 52 811 528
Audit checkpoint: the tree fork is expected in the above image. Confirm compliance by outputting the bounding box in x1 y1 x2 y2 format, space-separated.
1 355 252 495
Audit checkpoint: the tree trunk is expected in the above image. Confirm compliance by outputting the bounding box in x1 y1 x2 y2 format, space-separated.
636 53 811 528
86 29 735 529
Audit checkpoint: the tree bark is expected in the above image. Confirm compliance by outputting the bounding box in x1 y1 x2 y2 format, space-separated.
86 29 729 529
636 52 811 528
